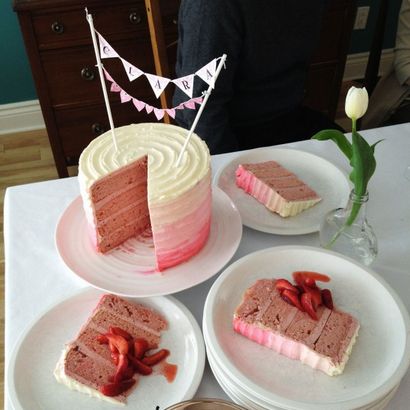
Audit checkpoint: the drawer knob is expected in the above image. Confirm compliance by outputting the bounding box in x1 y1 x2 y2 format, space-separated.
51 21 64 34
92 123 106 135
129 12 142 25
81 67 95 81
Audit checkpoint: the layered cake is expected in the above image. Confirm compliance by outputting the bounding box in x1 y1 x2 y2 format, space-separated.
54 294 169 404
233 274 359 376
79 123 211 271
235 161 321 217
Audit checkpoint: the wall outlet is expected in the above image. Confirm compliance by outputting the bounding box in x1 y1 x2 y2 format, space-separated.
354 6 370 30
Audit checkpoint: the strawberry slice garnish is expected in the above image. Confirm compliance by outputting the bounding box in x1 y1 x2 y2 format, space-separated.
100 379 136 397
300 292 318 320
97 334 108 344
105 334 129 355
142 349 170 366
304 277 317 288
293 271 330 283
275 279 299 294
110 326 133 340
303 286 322 310
128 355 153 375
114 354 130 383
321 289 334 309
134 338 149 359
280 289 304 311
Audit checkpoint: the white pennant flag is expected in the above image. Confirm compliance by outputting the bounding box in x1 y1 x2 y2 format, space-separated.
97 33 118 59
196 59 217 88
121 58 144 82
145 73 171 98
172 74 195 98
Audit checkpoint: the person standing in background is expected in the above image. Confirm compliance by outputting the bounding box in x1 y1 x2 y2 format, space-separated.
173 0 343 154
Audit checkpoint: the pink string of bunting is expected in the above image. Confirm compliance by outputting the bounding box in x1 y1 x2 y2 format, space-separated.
103 69 203 120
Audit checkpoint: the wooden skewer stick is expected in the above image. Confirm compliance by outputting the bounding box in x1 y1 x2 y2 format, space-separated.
175 54 227 167
85 8 118 151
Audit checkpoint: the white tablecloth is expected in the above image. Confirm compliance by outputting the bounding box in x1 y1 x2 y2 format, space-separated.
4 123 410 409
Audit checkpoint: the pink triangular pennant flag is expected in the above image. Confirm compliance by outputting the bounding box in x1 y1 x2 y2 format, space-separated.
184 99 196 109
165 108 176 119
196 59 217 88
145 104 154 114
98 33 119 59
120 89 132 103
153 108 165 120
172 74 194 98
110 82 121 93
175 103 185 110
145 73 171 98
121 58 144 82
103 69 114 82
192 96 204 105
132 98 146 112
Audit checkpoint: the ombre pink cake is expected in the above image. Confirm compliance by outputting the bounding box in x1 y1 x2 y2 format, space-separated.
78 123 211 271
233 279 360 376
236 161 321 217
54 294 168 403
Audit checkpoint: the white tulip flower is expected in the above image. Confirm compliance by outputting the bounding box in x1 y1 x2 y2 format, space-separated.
345 86 369 120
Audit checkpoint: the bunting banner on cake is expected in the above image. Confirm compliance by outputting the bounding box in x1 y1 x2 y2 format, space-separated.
96 31 219 99
103 69 203 120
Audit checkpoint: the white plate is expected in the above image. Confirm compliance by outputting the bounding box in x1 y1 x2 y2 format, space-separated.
55 187 242 297
203 246 410 410
7 288 205 410
214 148 350 235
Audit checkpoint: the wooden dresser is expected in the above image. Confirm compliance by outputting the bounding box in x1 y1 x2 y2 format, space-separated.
13 0 179 177
14 0 355 178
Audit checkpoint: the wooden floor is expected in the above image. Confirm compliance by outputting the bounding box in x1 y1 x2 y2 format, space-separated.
0 83 354 407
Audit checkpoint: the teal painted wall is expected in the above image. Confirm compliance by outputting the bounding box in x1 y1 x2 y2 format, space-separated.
0 1 37 105
0 0 405 105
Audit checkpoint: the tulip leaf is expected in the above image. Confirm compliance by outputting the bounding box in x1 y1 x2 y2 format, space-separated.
311 129 352 160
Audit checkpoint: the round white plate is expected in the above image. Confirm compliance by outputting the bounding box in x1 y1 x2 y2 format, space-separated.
55 187 242 297
7 288 205 410
214 148 350 235
203 246 410 410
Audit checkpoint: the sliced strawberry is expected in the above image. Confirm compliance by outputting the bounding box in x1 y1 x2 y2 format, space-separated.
134 338 149 359
111 351 119 366
304 287 322 310
105 333 129 355
293 271 330 283
114 354 130 383
97 334 108 344
275 279 299 294
110 326 133 340
300 292 318 320
321 289 334 309
304 277 317 288
100 379 136 397
280 289 304 311
142 349 170 366
128 355 153 375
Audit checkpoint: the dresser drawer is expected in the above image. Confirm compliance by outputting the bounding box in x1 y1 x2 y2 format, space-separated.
41 40 156 107
159 0 179 37
55 101 158 162
32 2 149 50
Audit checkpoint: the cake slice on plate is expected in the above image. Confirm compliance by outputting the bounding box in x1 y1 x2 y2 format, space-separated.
54 294 169 404
233 272 359 376
235 161 321 217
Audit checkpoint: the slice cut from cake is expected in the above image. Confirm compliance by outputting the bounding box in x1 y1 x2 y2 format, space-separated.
233 278 359 376
235 161 321 217
54 294 168 404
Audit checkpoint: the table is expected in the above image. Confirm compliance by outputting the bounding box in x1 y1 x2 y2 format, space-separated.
4 123 410 409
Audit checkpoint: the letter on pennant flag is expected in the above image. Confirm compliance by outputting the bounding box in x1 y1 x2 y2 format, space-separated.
145 73 171 99
196 59 217 88
98 33 119 59
172 74 194 98
121 58 144 82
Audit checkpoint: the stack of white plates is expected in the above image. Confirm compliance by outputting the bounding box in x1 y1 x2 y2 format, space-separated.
203 246 410 410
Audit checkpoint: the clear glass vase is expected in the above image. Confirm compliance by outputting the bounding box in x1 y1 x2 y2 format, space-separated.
319 190 378 266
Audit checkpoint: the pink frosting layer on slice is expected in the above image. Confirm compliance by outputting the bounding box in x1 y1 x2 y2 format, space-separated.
63 294 167 401
233 279 359 375
235 161 321 216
